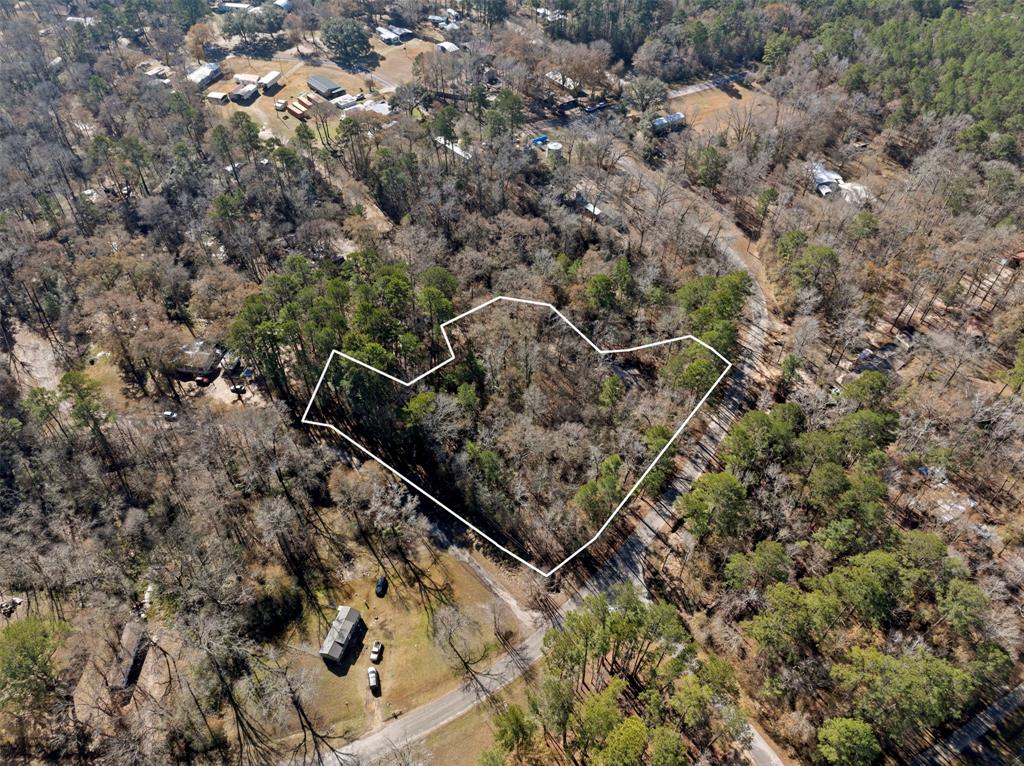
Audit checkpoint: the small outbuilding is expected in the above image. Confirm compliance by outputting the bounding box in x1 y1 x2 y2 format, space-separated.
230 83 258 102
319 606 363 664
436 41 459 53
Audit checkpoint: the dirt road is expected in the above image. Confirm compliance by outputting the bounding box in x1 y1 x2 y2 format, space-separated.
666 71 751 100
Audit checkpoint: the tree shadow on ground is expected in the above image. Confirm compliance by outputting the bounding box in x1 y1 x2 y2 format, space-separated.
716 81 743 99
334 53 383 74
202 44 231 62
233 37 291 60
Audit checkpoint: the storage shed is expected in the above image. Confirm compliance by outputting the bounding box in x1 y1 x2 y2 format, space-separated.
307 75 344 99
229 83 258 102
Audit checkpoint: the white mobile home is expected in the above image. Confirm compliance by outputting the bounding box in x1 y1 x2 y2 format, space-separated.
546 70 580 93
652 111 685 134
229 83 258 102
258 70 281 90
811 161 843 196
187 63 222 88
387 25 415 41
376 26 400 44
435 136 472 160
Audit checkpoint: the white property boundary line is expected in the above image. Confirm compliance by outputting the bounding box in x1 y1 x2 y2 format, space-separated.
301 296 732 577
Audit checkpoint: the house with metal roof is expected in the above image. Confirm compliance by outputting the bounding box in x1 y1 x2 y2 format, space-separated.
811 161 843 196
319 606 363 663
652 111 685 134
307 75 344 99
186 62 222 88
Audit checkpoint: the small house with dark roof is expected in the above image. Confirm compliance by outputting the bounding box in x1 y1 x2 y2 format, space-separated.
319 606 362 663
173 339 224 379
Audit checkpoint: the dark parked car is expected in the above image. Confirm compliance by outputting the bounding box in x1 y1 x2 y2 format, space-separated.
375 576 387 597
584 101 609 113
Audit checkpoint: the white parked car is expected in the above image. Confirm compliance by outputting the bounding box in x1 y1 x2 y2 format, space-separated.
367 666 380 690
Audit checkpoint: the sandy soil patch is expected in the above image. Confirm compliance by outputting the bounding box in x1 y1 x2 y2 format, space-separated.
8 324 60 390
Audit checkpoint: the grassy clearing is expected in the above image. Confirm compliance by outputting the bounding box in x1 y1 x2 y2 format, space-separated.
667 82 778 133
276 552 517 744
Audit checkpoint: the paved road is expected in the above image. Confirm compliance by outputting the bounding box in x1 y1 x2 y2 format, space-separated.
332 270 778 766
909 682 1024 765
339 620 550 762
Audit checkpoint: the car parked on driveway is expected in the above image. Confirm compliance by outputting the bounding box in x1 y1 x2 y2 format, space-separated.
370 640 383 663
367 666 380 691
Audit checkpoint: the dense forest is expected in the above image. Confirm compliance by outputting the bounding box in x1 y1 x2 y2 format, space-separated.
0 0 1022 763
299 285 741 570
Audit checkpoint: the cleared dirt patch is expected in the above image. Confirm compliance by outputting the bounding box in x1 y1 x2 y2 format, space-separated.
8 324 60 390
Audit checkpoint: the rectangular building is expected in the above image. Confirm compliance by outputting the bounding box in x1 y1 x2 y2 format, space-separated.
319 606 363 663
307 75 344 99
186 62 222 88
652 111 685 134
